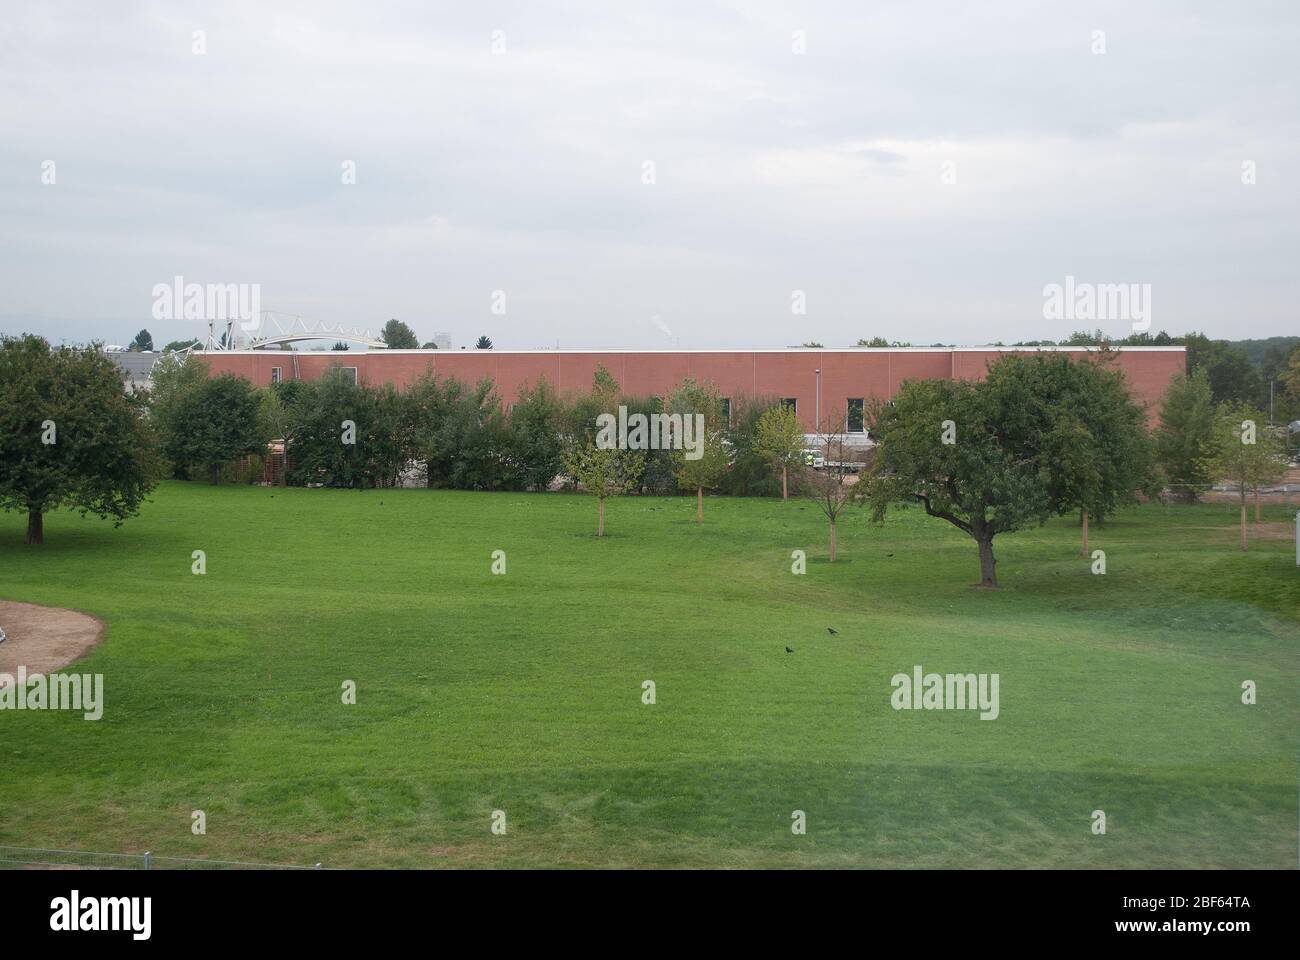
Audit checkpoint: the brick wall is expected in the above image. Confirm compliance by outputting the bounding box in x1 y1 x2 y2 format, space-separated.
198 347 1185 429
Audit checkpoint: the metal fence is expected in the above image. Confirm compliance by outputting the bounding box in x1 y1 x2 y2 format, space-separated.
0 845 322 870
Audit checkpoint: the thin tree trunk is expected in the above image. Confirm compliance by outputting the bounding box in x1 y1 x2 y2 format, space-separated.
1239 502 1247 551
829 519 837 562
1254 487 1260 523
781 465 788 501
597 497 605 538
1081 508 1089 557
25 507 44 545
696 487 703 524
977 534 997 587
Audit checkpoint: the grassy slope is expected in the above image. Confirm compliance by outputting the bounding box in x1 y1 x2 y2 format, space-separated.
0 482 1296 868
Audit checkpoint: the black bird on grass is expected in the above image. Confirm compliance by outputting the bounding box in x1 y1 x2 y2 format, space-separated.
784 646 794 653
827 627 838 636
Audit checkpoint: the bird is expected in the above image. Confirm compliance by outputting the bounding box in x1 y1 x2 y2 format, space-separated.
827 627 838 636
784 646 794 653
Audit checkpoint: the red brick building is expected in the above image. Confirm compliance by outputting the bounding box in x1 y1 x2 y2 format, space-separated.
197 346 1185 430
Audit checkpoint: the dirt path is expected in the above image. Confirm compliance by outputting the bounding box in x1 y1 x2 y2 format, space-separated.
0 600 104 682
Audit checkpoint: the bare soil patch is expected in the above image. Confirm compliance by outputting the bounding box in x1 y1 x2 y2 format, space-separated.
0 600 104 682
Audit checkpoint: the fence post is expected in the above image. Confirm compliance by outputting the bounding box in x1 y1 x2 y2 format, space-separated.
143 851 151 870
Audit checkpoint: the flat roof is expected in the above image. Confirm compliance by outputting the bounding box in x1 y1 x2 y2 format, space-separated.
199 345 1187 356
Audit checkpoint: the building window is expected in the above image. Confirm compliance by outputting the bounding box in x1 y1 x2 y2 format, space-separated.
781 398 797 413
847 398 865 433
721 398 731 428
341 366 358 384
271 367 282 384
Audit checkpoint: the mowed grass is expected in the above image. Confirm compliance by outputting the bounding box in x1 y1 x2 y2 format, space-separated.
0 481 1297 868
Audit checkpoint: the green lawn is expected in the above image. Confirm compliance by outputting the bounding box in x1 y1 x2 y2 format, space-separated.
1 481 1297 868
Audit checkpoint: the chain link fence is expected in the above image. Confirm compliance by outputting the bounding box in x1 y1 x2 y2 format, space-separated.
0 845 322 870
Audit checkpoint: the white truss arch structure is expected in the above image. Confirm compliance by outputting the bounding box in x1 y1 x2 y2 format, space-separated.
203 311 386 350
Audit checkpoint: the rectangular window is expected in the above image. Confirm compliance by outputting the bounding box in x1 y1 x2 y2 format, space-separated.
721 398 731 428
271 367 282 384
341 367 358 384
781 398 797 413
847 398 865 433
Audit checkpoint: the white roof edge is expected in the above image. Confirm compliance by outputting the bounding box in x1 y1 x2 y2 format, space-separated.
198 345 1187 355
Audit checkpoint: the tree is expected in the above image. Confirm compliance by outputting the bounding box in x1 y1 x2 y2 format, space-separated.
0 335 161 544
147 352 208 478
1183 333 1260 405
476 336 494 350
1278 346 1300 424
983 352 1155 556
287 369 414 489
667 379 730 524
379 319 419 349
754 402 805 500
1154 369 1215 502
164 374 272 484
865 354 1153 587
1201 405 1287 549
420 341 440 350
800 413 857 561
867 379 1043 588
563 443 644 537
129 329 154 352
505 381 564 490
330 341 350 351
161 338 201 353
561 368 644 535
719 396 783 497
407 375 508 490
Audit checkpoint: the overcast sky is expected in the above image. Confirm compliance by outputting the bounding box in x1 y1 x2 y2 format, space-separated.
2 1 1297 350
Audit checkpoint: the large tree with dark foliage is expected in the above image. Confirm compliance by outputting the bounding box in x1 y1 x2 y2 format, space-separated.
285 368 410 488
866 353 1153 587
505 381 565 490
406 375 508 489
379 319 419 349
164 373 272 484
0 334 161 544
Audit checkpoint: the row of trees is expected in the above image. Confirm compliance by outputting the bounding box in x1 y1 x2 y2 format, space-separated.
147 356 790 503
